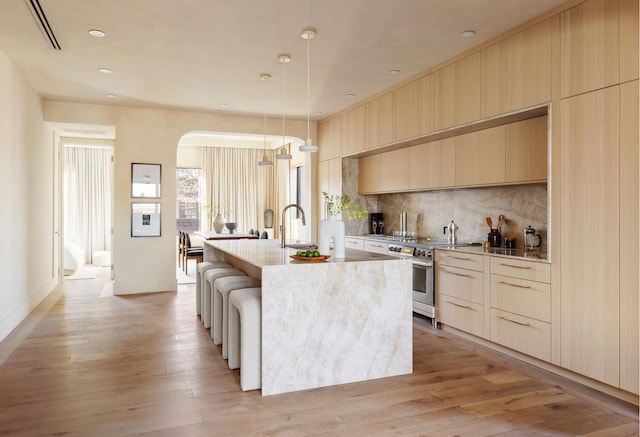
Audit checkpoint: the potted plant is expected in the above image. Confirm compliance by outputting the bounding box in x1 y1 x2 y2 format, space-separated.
203 201 231 233
319 192 367 259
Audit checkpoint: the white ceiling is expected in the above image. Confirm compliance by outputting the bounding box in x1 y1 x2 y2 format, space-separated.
0 0 567 123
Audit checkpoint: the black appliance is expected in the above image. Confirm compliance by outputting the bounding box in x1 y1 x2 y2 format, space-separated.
369 213 384 235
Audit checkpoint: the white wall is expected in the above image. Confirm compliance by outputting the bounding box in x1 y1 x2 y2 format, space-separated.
0 49 58 341
44 101 315 295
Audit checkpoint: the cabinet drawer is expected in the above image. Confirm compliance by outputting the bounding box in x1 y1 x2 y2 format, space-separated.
345 237 364 251
363 240 388 254
439 295 484 337
437 250 484 271
437 265 483 304
490 257 550 282
490 274 550 322
490 308 551 362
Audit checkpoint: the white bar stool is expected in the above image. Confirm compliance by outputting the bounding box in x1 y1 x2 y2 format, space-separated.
212 276 261 357
196 261 231 316
228 287 262 391
202 268 245 328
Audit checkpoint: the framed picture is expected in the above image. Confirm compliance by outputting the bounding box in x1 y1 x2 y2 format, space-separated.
131 163 161 198
131 202 161 237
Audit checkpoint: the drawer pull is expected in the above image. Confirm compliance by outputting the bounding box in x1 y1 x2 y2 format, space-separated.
498 316 531 327
498 280 531 289
444 269 472 278
451 256 473 261
448 300 472 309
499 263 532 270
372 244 384 248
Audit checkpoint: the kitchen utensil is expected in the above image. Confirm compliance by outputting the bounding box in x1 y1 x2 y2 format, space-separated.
445 220 458 244
497 214 504 232
486 216 492 229
400 212 408 237
524 226 542 250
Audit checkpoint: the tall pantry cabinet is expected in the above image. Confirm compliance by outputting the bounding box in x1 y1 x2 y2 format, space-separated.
558 0 638 393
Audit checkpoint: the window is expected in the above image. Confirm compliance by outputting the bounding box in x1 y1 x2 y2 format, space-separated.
176 168 201 232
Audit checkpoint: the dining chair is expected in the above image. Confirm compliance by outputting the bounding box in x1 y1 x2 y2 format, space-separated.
183 232 203 274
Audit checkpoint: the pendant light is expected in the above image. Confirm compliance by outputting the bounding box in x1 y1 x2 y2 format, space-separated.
299 28 318 153
258 73 273 167
276 54 292 160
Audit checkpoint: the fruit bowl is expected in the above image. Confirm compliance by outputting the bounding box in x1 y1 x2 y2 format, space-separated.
290 254 331 262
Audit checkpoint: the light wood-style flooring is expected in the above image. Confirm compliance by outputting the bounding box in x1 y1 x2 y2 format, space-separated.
0 267 637 436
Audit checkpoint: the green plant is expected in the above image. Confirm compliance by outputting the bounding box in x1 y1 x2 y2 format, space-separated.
203 201 231 218
322 192 367 220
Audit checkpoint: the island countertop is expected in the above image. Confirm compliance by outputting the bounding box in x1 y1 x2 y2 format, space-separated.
203 238 413 396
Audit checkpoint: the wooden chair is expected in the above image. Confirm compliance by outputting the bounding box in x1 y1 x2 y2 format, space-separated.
183 232 203 274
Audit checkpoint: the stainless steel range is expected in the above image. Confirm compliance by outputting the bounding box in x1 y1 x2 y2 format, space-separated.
387 238 473 323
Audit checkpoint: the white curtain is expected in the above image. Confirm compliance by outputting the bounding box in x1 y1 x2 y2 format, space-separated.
201 147 286 236
64 146 113 264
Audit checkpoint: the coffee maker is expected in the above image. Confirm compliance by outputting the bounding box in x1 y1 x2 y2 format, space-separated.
369 213 384 235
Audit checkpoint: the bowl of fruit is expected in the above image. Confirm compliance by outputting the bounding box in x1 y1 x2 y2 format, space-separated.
290 249 330 262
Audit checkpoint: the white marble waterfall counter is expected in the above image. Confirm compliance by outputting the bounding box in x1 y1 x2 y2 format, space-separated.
204 239 413 396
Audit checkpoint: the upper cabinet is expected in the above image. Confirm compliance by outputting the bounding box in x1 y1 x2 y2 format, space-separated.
366 91 394 149
434 52 482 131
505 115 548 183
455 125 506 187
482 20 552 118
318 114 342 161
394 74 433 141
620 0 640 83
358 154 381 195
560 0 620 98
409 137 455 190
342 104 367 156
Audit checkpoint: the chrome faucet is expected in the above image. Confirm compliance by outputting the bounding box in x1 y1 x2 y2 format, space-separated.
280 204 307 248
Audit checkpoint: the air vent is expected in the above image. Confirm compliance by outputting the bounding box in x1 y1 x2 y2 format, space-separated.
25 0 61 50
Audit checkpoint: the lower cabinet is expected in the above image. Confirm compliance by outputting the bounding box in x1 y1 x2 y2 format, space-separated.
489 309 551 362
344 236 364 251
363 240 388 254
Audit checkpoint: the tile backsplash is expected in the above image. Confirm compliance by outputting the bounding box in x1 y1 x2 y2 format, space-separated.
342 157 549 252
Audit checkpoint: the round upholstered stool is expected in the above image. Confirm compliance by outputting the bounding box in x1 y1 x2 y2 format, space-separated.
196 261 232 316
212 276 261 356
202 268 245 328
228 287 262 391
196 261 231 316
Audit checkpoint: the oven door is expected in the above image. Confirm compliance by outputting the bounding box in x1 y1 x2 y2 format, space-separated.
412 260 435 319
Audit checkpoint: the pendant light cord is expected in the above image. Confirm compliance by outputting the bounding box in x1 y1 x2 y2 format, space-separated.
306 36 310 141
281 59 285 150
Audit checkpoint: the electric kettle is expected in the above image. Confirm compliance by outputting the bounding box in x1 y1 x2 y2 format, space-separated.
524 225 542 250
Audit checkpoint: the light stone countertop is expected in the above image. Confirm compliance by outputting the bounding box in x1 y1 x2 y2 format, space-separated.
204 238 398 268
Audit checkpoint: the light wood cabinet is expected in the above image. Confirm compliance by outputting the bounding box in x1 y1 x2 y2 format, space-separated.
363 240 388 254
434 52 482 131
344 237 364 251
436 250 485 337
560 86 620 387
357 154 381 195
317 157 342 219
366 91 394 149
619 80 639 395
342 104 367 156
455 125 505 187
482 19 552 118
409 138 455 190
620 0 639 83
505 116 548 183
318 114 342 161
560 0 620 98
394 74 432 141
379 148 410 192
490 309 551 362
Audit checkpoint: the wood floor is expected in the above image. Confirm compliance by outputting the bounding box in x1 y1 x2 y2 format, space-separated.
0 267 638 436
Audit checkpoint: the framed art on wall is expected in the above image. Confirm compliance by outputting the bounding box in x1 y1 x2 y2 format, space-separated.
131 163 161 198
131 202 161 237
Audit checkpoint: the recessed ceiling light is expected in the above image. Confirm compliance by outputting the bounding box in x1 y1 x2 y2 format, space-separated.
89 29 106 37
346 93 356 98
389 69 401 75
99 68 112 73
459 30 476 38
106 94 116 98
219 103 229 107
314 111 323 115
259 73 271 81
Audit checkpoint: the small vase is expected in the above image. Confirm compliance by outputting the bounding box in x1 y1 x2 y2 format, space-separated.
264 209 274 229
213 213 226 233
318 215 346 259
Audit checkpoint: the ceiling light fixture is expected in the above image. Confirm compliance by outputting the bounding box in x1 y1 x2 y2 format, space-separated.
88 29 106 37
99 68 112 73
276 54 292 161
258 74 274 167
346 93 356 98
299 28 318 153
389 69 401 75
106 94 117 98
459 30 476 38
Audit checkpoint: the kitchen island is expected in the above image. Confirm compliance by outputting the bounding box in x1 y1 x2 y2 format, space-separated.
204 239 412 396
